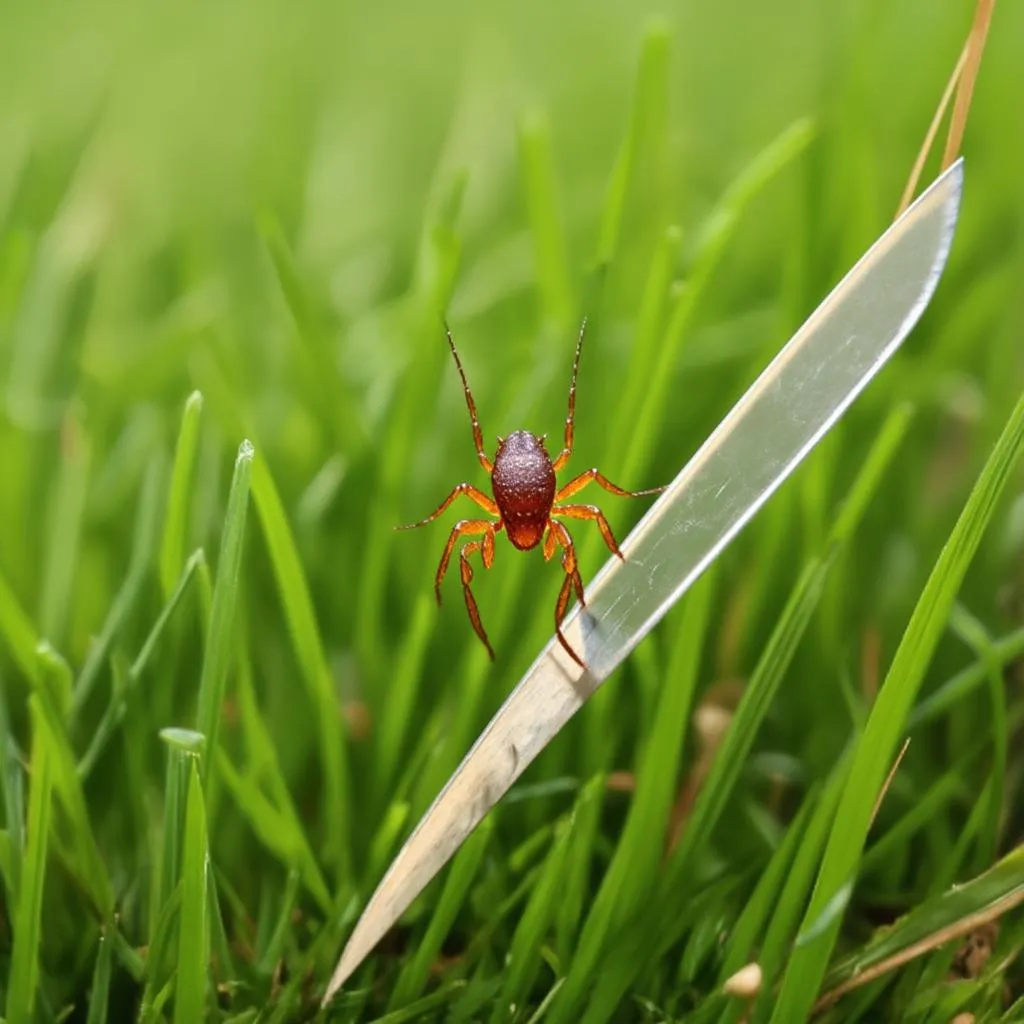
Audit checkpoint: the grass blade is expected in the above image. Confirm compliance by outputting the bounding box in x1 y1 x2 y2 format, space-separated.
73 456 164 717
85 927 113 1024
160 390 204 599
0 559 40 683
548 571 715 1023
554 774 606 961
195 439 253 780
493 784 598 1022
816 844 1024 1014
772 387 1024 1021
30 668 113 916
948 602 1008 871
575 404 913 1024
6 700 54 1024
517 110 574 333
593 21 671 270
748 760 849 1023
716 786 819 985
78 549 206 780
174 761 210 1024
0 680 24 901
249 450 350 878
38 413 91 646
388 814 494 1009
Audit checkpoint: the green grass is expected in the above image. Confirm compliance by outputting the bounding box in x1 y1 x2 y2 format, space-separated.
1 1 1023 1021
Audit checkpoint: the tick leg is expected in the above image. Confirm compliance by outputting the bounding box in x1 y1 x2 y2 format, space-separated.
459 532 497 659
434 519 494 604
553 503 624 560
396 482 498 530
542 525 559 562
445 323 494 473
555 467 666 503
552 317 587 472
550 520 587 668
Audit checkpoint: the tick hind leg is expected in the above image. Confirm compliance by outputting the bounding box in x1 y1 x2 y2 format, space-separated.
548 520 587 668
553 503 625 560
434 519 496 604
459 532 497 659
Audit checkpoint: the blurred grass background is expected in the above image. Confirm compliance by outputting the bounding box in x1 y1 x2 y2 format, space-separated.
1 0 1023 1021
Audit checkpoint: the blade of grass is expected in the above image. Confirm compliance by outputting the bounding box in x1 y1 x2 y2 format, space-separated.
84 927 113 1024
160 390 203 599
744 759 851 1024
78 548 207 780
249 450 350 878
517 109 574 334
387 814 494 1009
36 640 72 719
217 750 332 915
374 590 436 801
195 439 253 781
0 680 24 900
260 217 368 458
6 700 54 1024
948 602 1008 871
666 403 913 889
38 411 91 646
0 555 41 683
909 625 1024 728
366 981 468 1024
257 868 301 974
157 728 205 920
816 844 1024 1014
29 669 113 917
575 404 912 1024
592 21 671 271
715 785 819 985
73 456 164 717
547 570 715 1024
141 726 206 1021
772 387 1024 1022
491 810 575 1023
366 801 411 884
5 197 105 429
578 868 747 1024
174 761 210 1024
555 773 606 962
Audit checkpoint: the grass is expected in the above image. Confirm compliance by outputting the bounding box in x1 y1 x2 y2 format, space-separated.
0 0 1023 1021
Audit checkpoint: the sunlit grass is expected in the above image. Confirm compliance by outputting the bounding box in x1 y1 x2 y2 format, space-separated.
0 1 1022 1021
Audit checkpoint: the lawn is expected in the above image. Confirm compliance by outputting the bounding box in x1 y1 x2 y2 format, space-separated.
0 1 1023 1021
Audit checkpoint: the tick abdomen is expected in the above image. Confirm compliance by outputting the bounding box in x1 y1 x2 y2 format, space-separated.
491 430 556 550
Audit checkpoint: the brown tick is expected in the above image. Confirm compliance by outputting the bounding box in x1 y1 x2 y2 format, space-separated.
398 319 666 667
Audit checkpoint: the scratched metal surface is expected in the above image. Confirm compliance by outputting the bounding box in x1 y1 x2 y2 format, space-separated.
324 158 963 1003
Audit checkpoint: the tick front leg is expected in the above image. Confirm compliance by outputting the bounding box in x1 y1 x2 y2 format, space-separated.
550 520 586 668
397 483 498 530
552 317 588 472
553 503 624 560
554 467 666 503
459 534 497 659
434 519 495 604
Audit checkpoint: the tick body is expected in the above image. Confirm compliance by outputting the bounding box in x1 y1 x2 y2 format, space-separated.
397 319 666 668
492 431 555 550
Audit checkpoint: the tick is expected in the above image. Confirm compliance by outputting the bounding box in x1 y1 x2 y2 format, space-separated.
398 319 666 667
